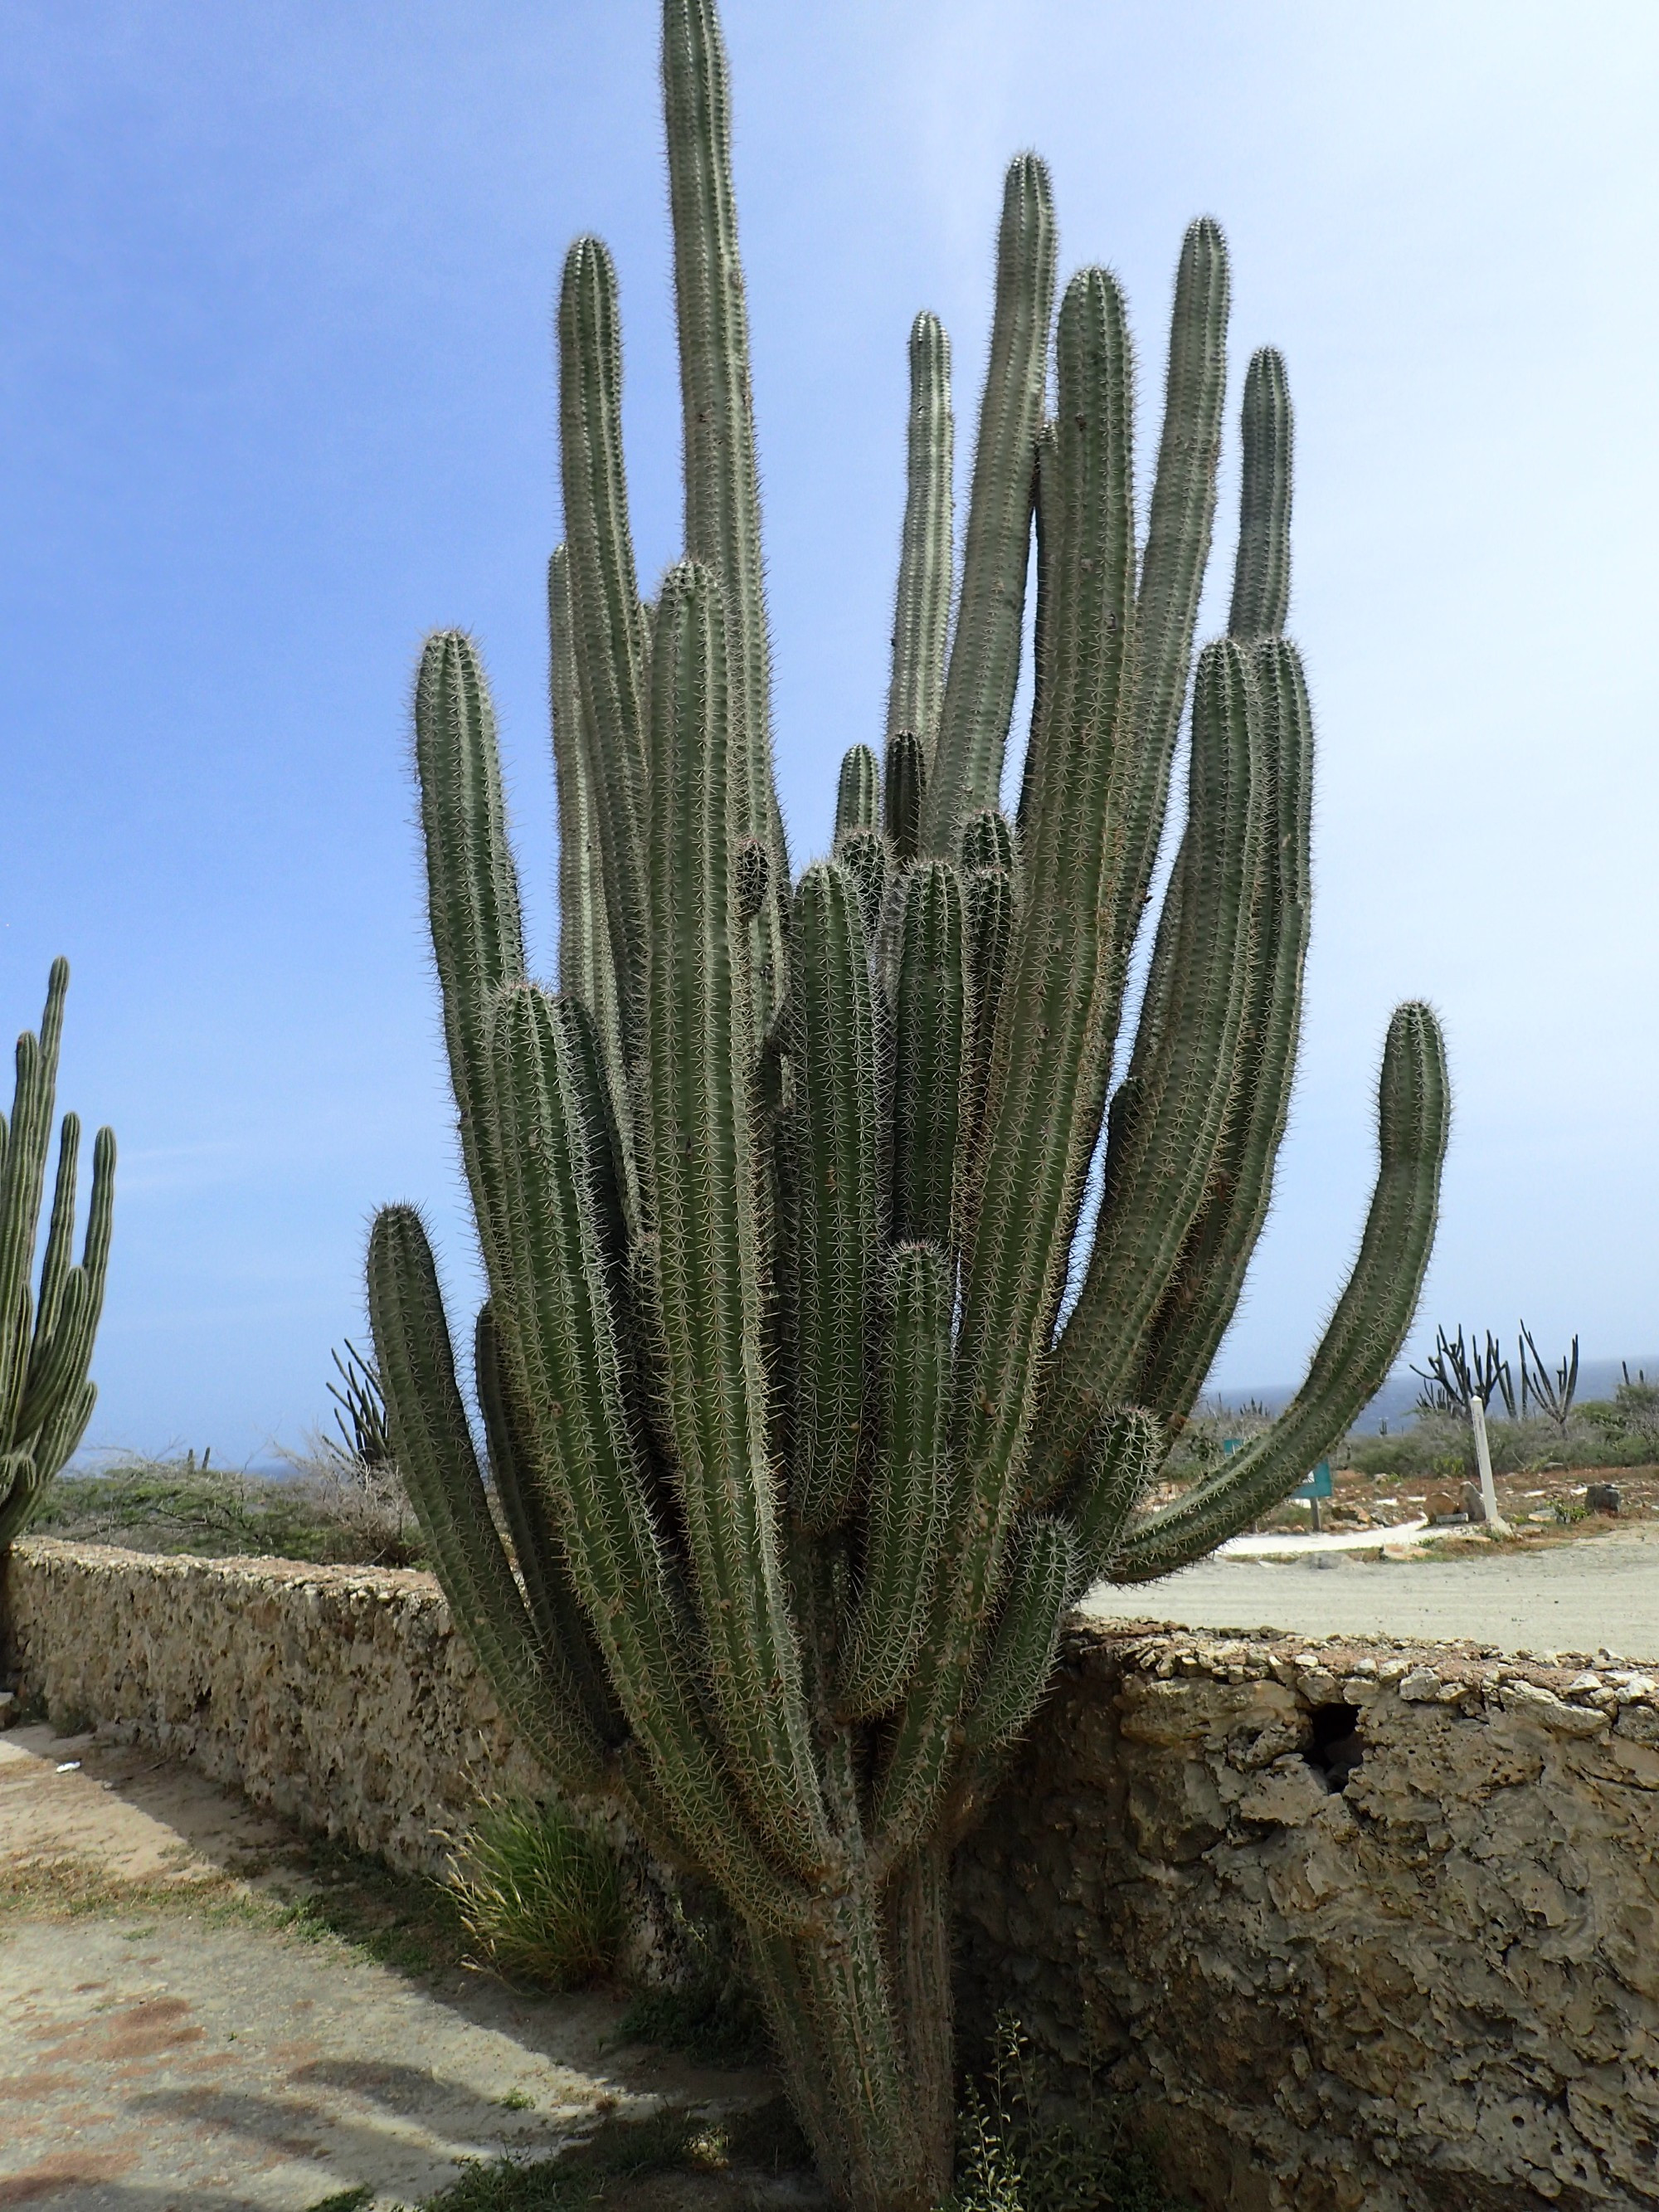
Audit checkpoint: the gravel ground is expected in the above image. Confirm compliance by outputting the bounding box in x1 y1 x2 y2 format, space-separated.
1082 1521 1659 1657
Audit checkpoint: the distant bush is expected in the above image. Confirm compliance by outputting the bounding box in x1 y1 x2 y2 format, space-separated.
29 1452 429 1568
1343 1401 1659 1480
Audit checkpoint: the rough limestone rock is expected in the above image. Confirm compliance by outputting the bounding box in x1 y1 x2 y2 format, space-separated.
956 1621 1659 2210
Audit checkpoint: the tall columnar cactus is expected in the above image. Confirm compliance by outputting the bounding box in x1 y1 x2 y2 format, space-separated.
369 7 1449 2205
0 962 116 1551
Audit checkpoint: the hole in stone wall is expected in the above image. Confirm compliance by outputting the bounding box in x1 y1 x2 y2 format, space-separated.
1303 1702 1363 1792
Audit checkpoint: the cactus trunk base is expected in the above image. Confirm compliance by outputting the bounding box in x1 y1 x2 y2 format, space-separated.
748 1849 954 2212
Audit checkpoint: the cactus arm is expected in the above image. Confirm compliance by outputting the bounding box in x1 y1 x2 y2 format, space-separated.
833 1241 948 1720
888 309 954 761
17 1272 88 1447
367 1202 613 1792
1116 1003 1449 1581
922 157 1057 852
1028 638 1271 1503
961 1514 1077 1754
474 1299 626 1751
1015 424 1058 840
963 861 1014 1162
890 860 968 1250
834 745 879 843
34 1112 78 1344
882 730 925 863
17 1123 114 1459
640 561 830 1878
834 828 889 957
1113 217 1230 970
960 809 1015 877
482 983 810 1926
1228 348 1293 641
662 0 786 898
1062 1403 1161 1585
1133 637 1312 1420
788 862 879 1534
414 631 528 1272
558 242 649 1064
548 546 624 1087
878 267 1136 1856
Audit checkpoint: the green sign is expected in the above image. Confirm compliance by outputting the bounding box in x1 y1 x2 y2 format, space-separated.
1291 1459 1332 1502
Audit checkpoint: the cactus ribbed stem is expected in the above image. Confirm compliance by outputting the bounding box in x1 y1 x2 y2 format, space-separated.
559 241 649 1061
550 548 628 1133
835 745 880 845
1229 348 1293 640
878 266 1136 1857
368 1205 612 1791
789 862 879 1534
1056 1405 1159 1584
962 1513 1077 1754
1133 638 1312 1420
834 1242 948 1720
639 562 828 1876
888 311 954 759
663 0 786 888
890 861 968 1252
836 828 889 955
414 631 527 1269
474 1299 625 1751
883 730 925 862
1111 217 1230 976
1028 638 1271 1501
922 157 1056 852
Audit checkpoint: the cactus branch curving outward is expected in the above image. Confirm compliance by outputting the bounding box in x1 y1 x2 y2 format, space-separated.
371 8 1451 2205
0 962 116 1552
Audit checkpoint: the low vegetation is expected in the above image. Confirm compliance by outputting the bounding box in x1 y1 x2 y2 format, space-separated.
450 1799 624 1990
27 1450 429 1567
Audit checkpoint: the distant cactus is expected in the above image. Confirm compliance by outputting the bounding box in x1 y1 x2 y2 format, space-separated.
367 7 1449 2205
0 962 115 1549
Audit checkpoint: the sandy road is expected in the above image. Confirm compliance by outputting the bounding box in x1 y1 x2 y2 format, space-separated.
1082 1522 1659 1658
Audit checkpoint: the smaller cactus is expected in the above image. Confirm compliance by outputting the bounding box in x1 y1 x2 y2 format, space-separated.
0 962 116 1549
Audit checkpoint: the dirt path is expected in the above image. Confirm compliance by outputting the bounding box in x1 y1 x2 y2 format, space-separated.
1083 1522 1659 1657
0 1727 791 2211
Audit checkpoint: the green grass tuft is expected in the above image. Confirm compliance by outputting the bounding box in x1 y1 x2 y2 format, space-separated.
450 1799 623 1991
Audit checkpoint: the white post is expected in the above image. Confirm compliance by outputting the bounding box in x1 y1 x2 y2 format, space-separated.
1469 1395 1508 1532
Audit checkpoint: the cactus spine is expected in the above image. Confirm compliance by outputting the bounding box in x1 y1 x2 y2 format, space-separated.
370 7 1449 2205
0 963 115 1550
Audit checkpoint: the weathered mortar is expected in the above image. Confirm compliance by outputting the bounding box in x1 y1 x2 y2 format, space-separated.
4 1539 1656 2207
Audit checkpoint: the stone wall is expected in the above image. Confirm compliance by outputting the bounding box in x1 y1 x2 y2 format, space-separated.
957 1625 1659 2211
0 1539 543 1874
5 1538 1656 2208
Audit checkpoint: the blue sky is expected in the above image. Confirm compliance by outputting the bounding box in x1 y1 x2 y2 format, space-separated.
3 1 1655 1461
